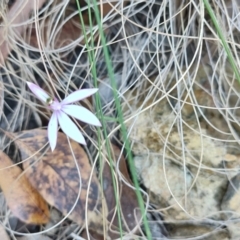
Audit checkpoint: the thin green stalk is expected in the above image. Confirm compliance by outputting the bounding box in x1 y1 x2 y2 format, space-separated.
75 0 123 238
90 0 152 239
203 0 240 84
102 116 119 122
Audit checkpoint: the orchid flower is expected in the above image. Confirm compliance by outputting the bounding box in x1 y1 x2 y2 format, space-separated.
27 82 101 151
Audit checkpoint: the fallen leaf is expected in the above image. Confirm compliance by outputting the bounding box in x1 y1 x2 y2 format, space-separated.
29 15 82 50
13 129 101 226
100 2 120 17
103 144 141 238
28 0 129 50
0 225 10 240
0 151 49 224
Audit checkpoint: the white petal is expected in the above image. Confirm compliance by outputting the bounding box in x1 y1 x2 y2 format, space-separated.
61 88 98 105
48 112 58 151
61 105 101 126
58 111 86 145
27 82 50 102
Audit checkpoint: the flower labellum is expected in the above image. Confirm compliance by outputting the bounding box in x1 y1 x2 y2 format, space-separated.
27 82 101 151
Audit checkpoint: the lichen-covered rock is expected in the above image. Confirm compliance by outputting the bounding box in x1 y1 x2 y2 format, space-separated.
134 155 192 203
169 223 229 240
221 174 240 214
221 174 240 239
122 69 233 238
134 151 228 222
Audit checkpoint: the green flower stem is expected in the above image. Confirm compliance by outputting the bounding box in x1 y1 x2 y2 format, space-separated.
90 0 152 239
203 0 240 84
75 0 123 238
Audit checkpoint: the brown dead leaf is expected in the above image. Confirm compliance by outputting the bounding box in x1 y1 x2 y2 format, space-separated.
103 144 141 238
100 2 120 17
0 225 10 240
13 129 101 226
29 0 129 49
29 15 82 50
0 151 49 224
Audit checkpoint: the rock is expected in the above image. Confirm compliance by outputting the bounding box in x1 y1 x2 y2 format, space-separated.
134 155 192 203
221 174 240 213
226 222 240 240
221 174 240 239
168 222 229 240
122 69 232 238
135 153 227 221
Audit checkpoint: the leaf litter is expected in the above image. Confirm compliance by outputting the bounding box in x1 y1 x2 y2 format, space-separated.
0 0 237 239
102 144 142 238
0 0 143 237
12 129 103 228
2 128 143 238
0 150 49 224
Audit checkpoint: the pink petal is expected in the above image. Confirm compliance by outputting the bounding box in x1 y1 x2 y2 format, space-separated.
61 105 101 126
58 111 86 145
61 88 98 105
27 82 50 102
48 112 58 151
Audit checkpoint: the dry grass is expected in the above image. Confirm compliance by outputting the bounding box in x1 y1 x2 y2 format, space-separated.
0 0 240 239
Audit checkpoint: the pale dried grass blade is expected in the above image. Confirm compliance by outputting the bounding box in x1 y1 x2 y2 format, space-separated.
0 0 46 65
0 81 4 121
0 225 10 240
